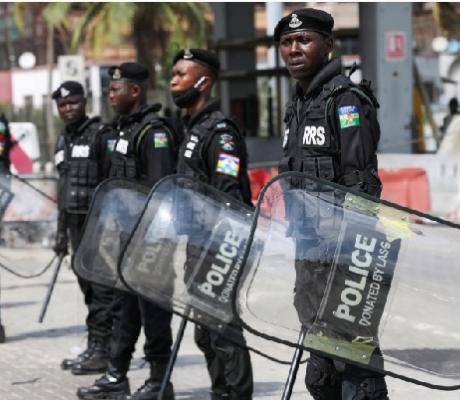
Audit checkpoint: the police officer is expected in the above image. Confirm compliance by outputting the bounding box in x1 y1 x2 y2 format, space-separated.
274 8 387 400
77 63 177 400
170 49 253 400
0 113 11 177
0 113 11 343
53 82 113 369
53 81 115 375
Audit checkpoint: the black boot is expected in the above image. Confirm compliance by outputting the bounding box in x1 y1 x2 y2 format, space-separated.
342 378 389 400
72 337 109 375
127 360 174 400
61 337 96 370
77 366 130 400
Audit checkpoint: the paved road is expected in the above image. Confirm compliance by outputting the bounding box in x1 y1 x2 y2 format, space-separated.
0 249 459 399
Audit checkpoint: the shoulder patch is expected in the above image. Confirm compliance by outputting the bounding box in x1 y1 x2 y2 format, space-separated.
338 105 360 129
153 132 169 149
106 139 116 153
219 133 235 152
216 153 240 177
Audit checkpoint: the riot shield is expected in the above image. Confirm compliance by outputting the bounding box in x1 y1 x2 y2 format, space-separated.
73 178 150 290
0 180 13 222
0 173 56 275
237 171 460 389
119 175 296 363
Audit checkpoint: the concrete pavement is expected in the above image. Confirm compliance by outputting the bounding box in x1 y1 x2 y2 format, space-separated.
0 249 459 399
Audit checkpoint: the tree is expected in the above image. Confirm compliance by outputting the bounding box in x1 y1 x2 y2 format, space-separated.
71 2 211 88
15 3 211 88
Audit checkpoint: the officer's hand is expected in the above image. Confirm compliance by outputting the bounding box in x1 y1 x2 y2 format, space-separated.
53 232 68 255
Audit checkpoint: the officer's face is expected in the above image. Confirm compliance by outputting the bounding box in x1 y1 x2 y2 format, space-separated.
108 80 136 115
279 31 332 80
56 95 86 125
170 60 203 92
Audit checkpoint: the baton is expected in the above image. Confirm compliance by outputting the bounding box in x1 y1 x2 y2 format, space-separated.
38 253 65 323
11 174 57 203
281 328 307 400
158 316 188 400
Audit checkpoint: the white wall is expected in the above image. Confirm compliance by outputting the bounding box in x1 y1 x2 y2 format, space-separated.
11 67 60 110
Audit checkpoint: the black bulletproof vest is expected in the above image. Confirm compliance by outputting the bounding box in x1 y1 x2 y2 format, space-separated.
55 117 105 213
177 110 252 204
280 74 358 183
109 107 166 180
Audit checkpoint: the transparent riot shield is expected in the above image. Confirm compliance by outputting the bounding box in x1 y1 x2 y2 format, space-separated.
0 173 57 275
119 175 296 363
73 178 150 289
0 180 13 222
237 171 460 389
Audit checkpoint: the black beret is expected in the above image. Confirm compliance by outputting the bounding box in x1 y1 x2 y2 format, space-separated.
108 62 149 82
274 8 334 42
52 81 84 100
173 49 220 74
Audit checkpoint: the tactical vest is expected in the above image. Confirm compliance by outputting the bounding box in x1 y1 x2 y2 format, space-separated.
109 110 170 180
177 110 251 204
55 117 106 213
279 74 378 185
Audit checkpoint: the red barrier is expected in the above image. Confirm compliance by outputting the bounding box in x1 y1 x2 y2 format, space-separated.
248 167 278 203
379 167 430 213
248 166 431 214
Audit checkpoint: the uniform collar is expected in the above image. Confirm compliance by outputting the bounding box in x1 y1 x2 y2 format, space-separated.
117 103 161 127
65 116 89 136
295 58 342 99
184 97 221 129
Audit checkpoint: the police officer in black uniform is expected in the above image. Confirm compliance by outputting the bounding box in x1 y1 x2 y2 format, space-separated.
0 112 12 343
274 8 387 400
0 113 12 177
170 49 253 400
77 63 177 400
53 81 115 375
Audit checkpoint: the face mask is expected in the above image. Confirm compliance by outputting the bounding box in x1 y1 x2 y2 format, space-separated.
171 76 206 108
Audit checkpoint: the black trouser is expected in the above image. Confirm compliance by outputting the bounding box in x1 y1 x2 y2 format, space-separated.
109 290 173 375
185 233 253 399
195 324 253 400
68 214 114 339
294 243 388 400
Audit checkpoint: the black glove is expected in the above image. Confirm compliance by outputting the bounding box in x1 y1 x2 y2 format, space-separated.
53 232 68 255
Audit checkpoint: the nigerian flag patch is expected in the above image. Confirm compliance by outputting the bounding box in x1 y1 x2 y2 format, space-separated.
338 105 360 129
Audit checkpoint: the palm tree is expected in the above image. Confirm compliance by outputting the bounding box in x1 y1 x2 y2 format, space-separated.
15 3 210 88
71 2 211 87
433 3 460 39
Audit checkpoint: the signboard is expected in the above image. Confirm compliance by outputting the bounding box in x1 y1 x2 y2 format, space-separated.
385 31 406 62
9 122 40 174
58 55 85 86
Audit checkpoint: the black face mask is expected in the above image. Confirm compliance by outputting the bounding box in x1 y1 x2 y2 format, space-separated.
171 87 201 108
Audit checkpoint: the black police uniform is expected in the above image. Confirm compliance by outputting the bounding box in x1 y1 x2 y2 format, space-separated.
281 59 387 400
54 114 115 373
0 114 11 343
77 80 178 399
177 97 253 400
107 103 176 374
275 9 387 400
0 114 11 176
